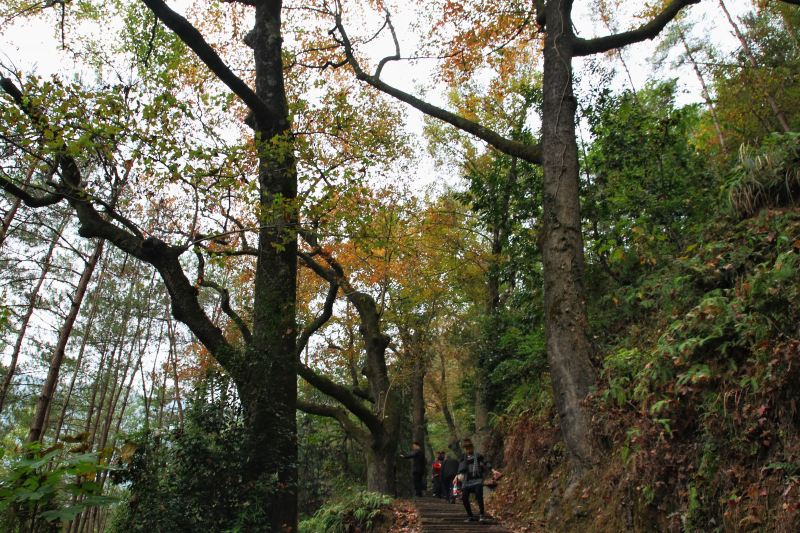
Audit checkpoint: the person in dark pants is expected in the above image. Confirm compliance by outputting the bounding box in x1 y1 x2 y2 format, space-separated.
458 438 490 523
432 451 444 497
441 453 460 503
401 441 426 497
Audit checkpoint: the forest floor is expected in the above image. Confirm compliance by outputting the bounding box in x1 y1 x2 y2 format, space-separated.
388 499 421 532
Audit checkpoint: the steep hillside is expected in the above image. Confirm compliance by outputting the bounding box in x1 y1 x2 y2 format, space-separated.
491 209 800 532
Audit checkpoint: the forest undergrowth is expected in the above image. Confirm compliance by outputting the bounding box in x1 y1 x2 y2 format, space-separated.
491 209 800 532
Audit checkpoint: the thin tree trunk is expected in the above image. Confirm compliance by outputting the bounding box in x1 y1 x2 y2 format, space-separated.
89 336 121 449
0 197 22 248
82 323 114 439
156 366 168 431
141 317 166 430
99 290 150 450
97 338 132 451
87 277 135 448
410 351 427 447
719 0 791 132
82 330 129 533
113 358 141 439
27 239 104 443
0 216 67 414
432 353 461 454
0 161 35 248
165 312 184 428
475 157 517 452
677 26 727 150
98 292 150 451
54 252 111 442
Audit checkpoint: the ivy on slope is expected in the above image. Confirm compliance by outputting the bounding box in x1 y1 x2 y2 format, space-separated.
593 209 800 531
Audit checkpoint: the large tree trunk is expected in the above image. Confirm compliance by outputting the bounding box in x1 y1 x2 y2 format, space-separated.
354 292 404 495
366 441 398 495
0 216 66 414
540 0 597 473
27 239 103 443
234 3 299 530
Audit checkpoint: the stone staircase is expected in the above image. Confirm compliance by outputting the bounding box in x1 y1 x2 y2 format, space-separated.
414 497 511 533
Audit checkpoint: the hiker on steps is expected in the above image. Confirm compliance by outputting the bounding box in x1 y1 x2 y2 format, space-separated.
441 452 460 503
432 451 445 498
401 441 426 497
458 438 490 523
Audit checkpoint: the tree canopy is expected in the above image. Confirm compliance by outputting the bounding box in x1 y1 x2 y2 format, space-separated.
1 1 800 532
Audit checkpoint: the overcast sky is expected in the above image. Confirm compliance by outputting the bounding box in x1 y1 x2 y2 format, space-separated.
0 1 757 401
0 1 752 197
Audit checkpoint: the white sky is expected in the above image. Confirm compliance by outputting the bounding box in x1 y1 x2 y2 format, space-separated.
0 1 753 404
1 1 749 138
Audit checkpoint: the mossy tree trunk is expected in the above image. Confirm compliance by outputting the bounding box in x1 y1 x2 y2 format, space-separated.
2 0 301 527
335 0 701 475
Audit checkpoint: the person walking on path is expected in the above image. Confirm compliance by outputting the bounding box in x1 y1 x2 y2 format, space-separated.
458 438 490 522
441 452 460 503
432 451 445 498
401 441 426 497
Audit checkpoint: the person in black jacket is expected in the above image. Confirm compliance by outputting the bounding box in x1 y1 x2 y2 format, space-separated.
401 441 426 497
458 438 490 522
441 453 460 503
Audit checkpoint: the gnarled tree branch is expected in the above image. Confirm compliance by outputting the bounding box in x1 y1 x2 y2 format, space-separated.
195 249 253 344
296 399 369 443
140 0 276 128
0 169 62 207
296 279 338 357
572 0 700 57
331 3 543 165
1 77 239 371
297 361 383 435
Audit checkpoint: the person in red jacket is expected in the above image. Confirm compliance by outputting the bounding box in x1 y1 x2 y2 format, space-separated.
431 451 445 497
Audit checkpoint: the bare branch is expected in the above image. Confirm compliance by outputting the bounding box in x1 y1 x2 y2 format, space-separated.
195 249 253 344
296 279 339 357
374 10 400 79
573 0 701 57
296 399 369 443
332 7 543 165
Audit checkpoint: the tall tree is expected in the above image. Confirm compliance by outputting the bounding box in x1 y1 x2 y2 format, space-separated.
0 214 68 415
1 0 301 527
27 239 104 443
326 0 701 473
719 0 792 133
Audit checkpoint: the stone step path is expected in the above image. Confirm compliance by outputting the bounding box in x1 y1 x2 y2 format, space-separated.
414 497 511 533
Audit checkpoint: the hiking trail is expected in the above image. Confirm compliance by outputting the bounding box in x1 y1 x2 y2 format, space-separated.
414 497 511 532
